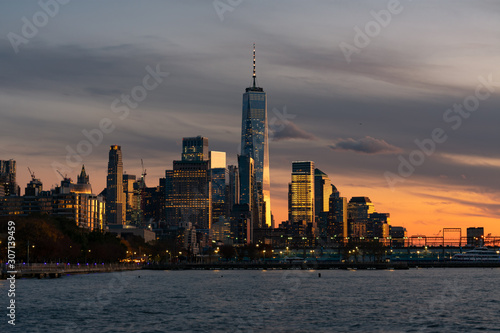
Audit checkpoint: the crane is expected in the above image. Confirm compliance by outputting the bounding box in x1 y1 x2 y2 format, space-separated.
27 167 36 181
56 170 65 179
56 170 71 182
141 159 147 182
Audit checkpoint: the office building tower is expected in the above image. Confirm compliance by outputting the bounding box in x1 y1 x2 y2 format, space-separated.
328 188 348 241
53 168 105 231
240 44 271 227
314 168 332 216
238 154 267 230
230 203 253 245
314 168 333 238
289 161 315 228
123 174 142 225
0 159 19 196
77 165 89 184
389 226 407 247
182 136 208 162
210 151 228 222
106 145 126 225
348 197 375 238
142 179 165 224
72 165 92 194
210 217 232 245
238 154 255 213
226 165 239 216
369 212 390 239
165 137 212 230
467 227 484 246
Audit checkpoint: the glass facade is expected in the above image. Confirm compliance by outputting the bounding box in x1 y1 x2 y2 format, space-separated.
328 192 348 240
209 151 227 222
289 161 315 225
106 145 125 225
182 136 208 162
241 86 271 227
314 168 332 216
211 168 227 222
238 155 254 207
165 138 212 230
0 159 18 196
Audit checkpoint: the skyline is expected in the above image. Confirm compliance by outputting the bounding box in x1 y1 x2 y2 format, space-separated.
1 1 500 235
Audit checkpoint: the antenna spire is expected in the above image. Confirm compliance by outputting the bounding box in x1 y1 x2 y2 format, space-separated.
252 43 256 88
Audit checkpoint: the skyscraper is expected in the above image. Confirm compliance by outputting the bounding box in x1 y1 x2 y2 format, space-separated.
347 197 375 238
314 168 333 239
226 165 239 216
328 187 348 242
0 159 19 196
73 165 92 194
238 155 254 207
123 174 142 225
314 168 332 216
183 136 208 162
240 44 271 228
210 151 228 222
165 136 212 230
106 145 125 225
77 165 89 184
289 161 315 227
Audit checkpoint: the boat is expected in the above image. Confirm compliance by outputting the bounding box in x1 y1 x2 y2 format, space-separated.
452 247 500 262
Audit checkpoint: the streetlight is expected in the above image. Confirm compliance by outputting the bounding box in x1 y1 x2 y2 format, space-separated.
27 243 35 266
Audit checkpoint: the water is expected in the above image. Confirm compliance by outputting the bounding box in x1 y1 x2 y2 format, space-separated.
1 268 499 332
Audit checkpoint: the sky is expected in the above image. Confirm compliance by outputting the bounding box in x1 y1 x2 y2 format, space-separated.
1 0 500 236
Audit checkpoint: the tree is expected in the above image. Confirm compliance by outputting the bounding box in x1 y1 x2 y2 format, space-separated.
219 244 236 261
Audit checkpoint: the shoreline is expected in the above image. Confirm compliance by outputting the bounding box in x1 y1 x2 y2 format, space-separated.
145 261 500 271
1 263 142 279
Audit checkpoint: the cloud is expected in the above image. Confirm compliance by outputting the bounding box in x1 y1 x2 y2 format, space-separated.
270 121 317 141
440 153 500 168
328 136 402 154
416 192 500 218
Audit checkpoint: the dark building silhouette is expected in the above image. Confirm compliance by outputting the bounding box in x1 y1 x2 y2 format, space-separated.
314 168 333 240
328 187 348 243
165 137 212 230
210 151 227 223
230 203 252 244
106 145 125 225
0 159 20 196
226 165 239 217
467 227 484 246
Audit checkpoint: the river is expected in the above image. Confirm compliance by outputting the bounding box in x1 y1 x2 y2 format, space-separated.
1 268 499 332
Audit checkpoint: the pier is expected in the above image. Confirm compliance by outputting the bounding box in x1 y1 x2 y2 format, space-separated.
145 260 500 271
1 263 142 279
146 262 411 270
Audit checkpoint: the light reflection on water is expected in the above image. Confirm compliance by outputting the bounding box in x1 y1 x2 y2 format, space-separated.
2 268 499 332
